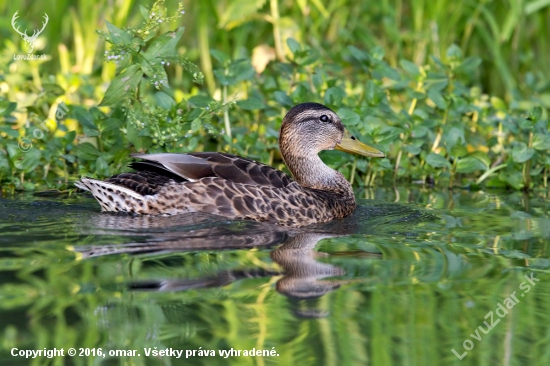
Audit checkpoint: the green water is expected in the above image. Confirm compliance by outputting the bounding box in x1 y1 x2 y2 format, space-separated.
1 188 549 366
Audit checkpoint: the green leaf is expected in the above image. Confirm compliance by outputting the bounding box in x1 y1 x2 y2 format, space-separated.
446 44 462 60
374 64 401 81
428 89 447 109
375 158 393 170
214 60 255 86
425 153 451 168
100 118 124 133
347 46 369 63
0 101 17 116
42 83 65 97
499 170 523 190
426 77 448 92
287 38 301 54
312 73 323 90
139 5 149 20
210 49 230 65
532 133 550 150
105 21 133 45
126 120 151 150
515 116 536 130
95 156 110 176
291 83 309 101
530 166 544 176
444 127 465 150
228 60 255 83
376 126 404 144
455 57 482 75
456 156 487 173
237 97 265 110
336 108 360 127
61 154 76 163
76 142 101 161
298 48 320 66
155 92 176 110
14 149 41 172
324 87 346 107
403 145 421 155
411 125 428 138
468 151 491 167
0 126 19 138
365 80 380 105
0 151 9 173
63 131 76 145
137 54 160 77
370 46 385 60
138 127 151 137
187 95 214 108
6 143 19 158
191 118 202 133
274 91 293 108
490 96 507 111
99 65 143 106
400 60 420 76
450 144 468 159
143 28 185 59
528 107 543 123
73 108 99 134
511 143 535 163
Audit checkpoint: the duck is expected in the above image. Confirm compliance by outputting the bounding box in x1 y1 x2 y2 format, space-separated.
75 102 384 227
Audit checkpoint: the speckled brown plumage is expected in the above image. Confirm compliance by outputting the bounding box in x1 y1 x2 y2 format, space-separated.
76 103 384 227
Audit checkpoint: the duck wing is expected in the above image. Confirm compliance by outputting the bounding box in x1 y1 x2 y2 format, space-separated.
130 152 293 189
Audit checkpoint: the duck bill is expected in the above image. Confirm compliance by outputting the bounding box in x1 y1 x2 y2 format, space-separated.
335 129 385 158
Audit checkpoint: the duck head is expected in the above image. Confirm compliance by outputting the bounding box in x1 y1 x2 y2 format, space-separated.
279 102 385 159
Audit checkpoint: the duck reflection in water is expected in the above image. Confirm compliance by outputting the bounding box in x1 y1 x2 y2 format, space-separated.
75 203 429 317
75 212 383 318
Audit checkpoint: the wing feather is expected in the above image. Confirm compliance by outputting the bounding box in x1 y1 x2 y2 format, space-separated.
131 152 293 188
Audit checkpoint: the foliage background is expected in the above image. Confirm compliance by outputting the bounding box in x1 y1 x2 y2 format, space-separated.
1 0 550 191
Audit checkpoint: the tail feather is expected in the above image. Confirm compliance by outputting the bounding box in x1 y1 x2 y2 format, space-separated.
76 177 150 213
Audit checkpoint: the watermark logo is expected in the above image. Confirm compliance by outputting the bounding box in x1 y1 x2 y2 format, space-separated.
11 11 49 61
18 102 69 152
451 272 540 360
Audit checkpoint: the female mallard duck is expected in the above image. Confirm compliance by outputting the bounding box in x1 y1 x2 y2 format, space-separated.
76 103 384 227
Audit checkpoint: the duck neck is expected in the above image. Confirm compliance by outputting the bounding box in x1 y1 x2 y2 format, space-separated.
283 152 352 193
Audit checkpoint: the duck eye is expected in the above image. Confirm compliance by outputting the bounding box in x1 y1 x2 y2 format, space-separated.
320 115 329 122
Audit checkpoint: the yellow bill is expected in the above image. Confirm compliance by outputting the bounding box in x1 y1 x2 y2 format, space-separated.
335 129 385 158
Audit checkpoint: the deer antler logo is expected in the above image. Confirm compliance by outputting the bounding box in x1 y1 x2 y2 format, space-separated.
11 11 49 54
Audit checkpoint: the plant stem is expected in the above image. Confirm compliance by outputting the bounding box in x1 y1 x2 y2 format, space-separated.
370 171 378 186
408 80 423 115
523 131 533 190
476 164 506 185
63 159 68 188
394 150 402 184
365 165 372 187
431 129 442 152
198 2 215 95
223 83 231 138
350 159 357 186
270 0 285 61
449 157 458 189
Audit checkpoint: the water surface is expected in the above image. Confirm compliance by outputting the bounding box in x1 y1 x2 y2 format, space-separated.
1 188 549 365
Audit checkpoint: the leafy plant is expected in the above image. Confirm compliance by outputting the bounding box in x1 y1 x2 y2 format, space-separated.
0 1 549 192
